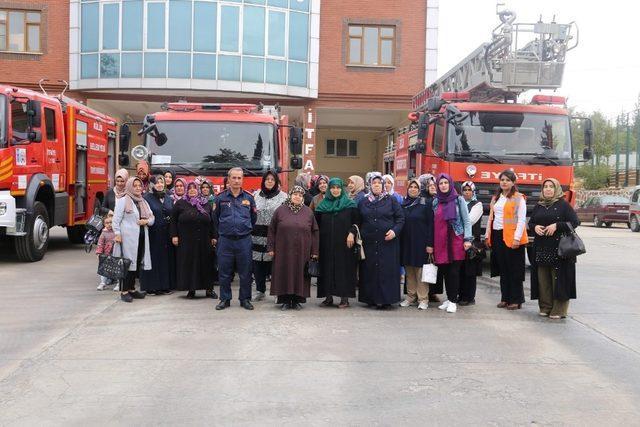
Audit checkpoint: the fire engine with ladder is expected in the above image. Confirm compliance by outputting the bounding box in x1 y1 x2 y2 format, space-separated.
386 7 593 229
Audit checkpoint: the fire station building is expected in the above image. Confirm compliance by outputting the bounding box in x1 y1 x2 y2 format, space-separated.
0 0 438 179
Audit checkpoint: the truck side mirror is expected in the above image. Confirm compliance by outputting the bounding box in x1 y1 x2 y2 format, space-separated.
26 100 41 128
417 114 429 141
119 124 131 152
290 127 303 156
28 130 42 142
415 142 426 154
582 147 593 161
119 153 130 167
290 156 303 170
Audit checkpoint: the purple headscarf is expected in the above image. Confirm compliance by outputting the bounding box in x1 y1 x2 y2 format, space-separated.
436 173 459 223
184 181 209 216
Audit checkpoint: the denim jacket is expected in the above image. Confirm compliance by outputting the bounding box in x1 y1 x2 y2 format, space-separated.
432 196 473 241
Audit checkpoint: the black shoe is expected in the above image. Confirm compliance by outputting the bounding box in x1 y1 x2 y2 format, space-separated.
280 303 290 311
216 300 231 310
240 299 254 310
458 300 476 306
130 290 146 299
293 302 303 311
121 293 133 303
206 290 218 299
186 290 196 299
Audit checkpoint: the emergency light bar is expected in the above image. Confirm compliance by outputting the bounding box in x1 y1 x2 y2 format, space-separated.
441 91 471 102
530 95 567 105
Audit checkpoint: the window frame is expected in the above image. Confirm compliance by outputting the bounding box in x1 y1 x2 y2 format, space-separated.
325 138 358 157
346 24 395 67
0 8 41 53
44 107 57 141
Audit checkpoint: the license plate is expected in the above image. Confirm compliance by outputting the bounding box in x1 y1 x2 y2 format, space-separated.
616 209 629 213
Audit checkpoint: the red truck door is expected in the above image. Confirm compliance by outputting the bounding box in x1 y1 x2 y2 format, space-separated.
42 104 65 192
9 100 43 191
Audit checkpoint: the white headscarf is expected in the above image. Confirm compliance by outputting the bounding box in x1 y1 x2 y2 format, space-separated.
382 174 396 196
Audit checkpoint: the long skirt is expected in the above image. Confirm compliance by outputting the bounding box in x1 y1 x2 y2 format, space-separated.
491 230 525 304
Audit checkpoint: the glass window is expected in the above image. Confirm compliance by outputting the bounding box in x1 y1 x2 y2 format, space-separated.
266 59 285 84
193 2 216 53
7 12 23 52
290 0 310 12
336 139 347 156
326 140 335 155
122 1 143 51
44 108 56 140
363 27 377 64
11 102 29 142
26 12 40 23
218 55 240 80
146 3 165 49
81 54 99 79
100 53 119 78
121 53 142 78
288 61 307 87
168 53 191 78
27 24 39 52
348 38 361 63
220 6 239 52
288 12 308 61
0 9 41 52
242 56 264 82
0 14 5 50
243 6 265 56
245 0 265 4
268 11 285 57
433 120 444 154
102 3 119 50
144 52 167 78
193 54 216 79
380 39 393 65
349 140 358 156
81 4 99 52
268 0 288 7
347 25 396 66
169 1 192 51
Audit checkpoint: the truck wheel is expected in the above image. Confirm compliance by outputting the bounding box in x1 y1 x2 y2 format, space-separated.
67 225 86 244
631 216 640 232
593 216 602 228
14 201 50 262
605 222 612 228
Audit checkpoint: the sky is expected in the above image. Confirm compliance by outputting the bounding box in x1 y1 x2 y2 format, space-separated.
436 0 640 119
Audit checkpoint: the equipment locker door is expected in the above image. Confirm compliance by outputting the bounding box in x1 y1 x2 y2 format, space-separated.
42 105 65 192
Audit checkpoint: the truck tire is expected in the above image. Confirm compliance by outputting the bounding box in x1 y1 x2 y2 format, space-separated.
14 201 50 262
631 215 640 232
593 215 602 228
67 225 86 244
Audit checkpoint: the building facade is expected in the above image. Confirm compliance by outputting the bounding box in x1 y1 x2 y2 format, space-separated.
1 0 438 181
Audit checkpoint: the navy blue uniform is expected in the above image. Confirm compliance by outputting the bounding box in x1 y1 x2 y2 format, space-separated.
215 189 257 302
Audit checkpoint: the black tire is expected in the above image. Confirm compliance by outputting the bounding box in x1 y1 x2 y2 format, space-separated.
14 201 50 262
631 215 640 232
593 215 602 228
67 225 86 244
605 222 612 228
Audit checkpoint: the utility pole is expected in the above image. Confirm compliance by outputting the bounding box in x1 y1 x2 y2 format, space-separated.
615 114 620 187
625 112 631 187
637 108 640 186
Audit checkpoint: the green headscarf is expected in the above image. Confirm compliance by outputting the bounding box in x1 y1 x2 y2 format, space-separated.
315 177 357 213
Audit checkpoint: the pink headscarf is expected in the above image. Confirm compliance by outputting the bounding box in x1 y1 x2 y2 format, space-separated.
124 177 153 219
114 168 130 199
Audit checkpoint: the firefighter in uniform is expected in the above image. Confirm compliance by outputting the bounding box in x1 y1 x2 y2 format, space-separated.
214 167 257 310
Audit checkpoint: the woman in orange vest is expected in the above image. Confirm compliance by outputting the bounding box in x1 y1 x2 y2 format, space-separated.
485 170 528 310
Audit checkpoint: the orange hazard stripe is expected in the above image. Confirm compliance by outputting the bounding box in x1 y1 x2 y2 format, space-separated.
0 157 13 167
0 163 12 176
0 172 12 181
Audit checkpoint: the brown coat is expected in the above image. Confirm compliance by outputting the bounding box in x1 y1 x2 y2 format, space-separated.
267 204 320 298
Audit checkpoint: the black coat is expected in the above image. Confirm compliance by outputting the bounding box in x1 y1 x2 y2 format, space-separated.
400 197 434 267
99 189 117 216
358 195 405 305
316 207 360 298
529 199 580 301
170 200 216 291
140 193 175 291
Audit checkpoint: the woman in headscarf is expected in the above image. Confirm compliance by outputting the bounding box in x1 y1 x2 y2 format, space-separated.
399 178 434 310
432 174 472 314
457 181 484 305
102 168 129 214
140 175 175 295
315 177 360 308
294 173 313 206
347 175 366 203
199 178 219 299
418 173 443 303
485 170 528 310
252 170 288 301
170 181 217 299
358 173 405 309
268 186 319 310
200 180 216 209
309 175 329 211
136 160 151 192
383 174 403 204
112 177 155 303
171 178 187 204
164 170 176 195
529 178 580 319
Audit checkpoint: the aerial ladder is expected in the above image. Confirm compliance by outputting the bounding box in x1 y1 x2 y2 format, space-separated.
412 7 579 110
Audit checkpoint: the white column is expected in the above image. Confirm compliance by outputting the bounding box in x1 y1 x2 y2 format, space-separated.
425 0 439 86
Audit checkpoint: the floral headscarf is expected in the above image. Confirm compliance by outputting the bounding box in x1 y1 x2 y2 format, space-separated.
284 185 306 213
461 180 477 202
539 178 564 208
184 181 209 215
171 177 187 203
366 173 387 202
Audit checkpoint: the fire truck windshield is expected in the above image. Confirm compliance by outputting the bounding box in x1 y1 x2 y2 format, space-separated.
147 120 275 172
0 95 6 148
449 112 572 164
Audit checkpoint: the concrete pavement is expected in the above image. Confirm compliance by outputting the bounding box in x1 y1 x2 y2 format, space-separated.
1 226 639 425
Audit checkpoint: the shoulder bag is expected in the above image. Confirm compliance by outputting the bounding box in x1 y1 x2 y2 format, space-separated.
557 223 586 259
97 243 132 280
352 224 365 261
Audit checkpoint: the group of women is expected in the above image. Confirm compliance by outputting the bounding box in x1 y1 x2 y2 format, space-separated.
104 165 579 319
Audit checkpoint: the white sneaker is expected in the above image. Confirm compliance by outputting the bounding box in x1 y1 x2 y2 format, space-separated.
96 284 105 291
399 299 414 307
253 291 265 302
446 302 457 313
438 300 450 310
418 301 429 310
113 283 120 292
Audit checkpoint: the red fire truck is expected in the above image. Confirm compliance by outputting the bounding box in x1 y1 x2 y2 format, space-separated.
386 9 592 225
0 82 117 261
123 102 303 192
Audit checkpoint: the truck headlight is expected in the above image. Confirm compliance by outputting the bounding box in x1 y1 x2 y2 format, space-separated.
0 202 6 216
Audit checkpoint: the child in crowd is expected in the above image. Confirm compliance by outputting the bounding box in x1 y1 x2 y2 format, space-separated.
95 214 117 291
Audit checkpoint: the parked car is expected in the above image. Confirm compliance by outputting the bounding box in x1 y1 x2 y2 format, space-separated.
629 186 640 232
576 195 630 228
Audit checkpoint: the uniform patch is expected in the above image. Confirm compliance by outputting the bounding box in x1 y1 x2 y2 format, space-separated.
241 199 250 206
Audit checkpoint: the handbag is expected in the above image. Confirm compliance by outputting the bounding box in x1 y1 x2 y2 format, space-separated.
466 238 486 260
97 243 132 280
307 259 321 277
352 224 365 261
86 212 104 233
557 223 586 259
421 254 438 283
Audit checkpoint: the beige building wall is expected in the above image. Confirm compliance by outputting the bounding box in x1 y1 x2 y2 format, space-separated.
315 129 387 181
